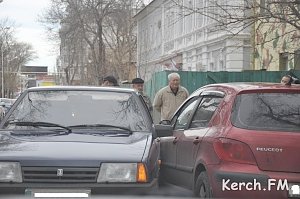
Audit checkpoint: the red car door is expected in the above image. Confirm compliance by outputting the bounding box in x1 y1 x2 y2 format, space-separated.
175 93 225 189
159 97 200 185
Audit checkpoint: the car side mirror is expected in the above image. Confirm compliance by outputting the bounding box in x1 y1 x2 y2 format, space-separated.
154 124 173 137
159 120 171 125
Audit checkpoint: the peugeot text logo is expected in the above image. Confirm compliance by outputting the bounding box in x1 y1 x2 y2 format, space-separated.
256 147 283 152
57 169 64 176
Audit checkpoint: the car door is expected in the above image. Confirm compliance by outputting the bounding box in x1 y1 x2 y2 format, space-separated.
159 97 200 184
175 92 225 189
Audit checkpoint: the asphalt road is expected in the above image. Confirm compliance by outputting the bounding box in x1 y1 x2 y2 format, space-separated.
3 184 195 199
149 184 194 197
89 185 196 198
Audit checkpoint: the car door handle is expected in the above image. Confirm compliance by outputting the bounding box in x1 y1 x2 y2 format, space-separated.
173 137 178 144
193 137 200 144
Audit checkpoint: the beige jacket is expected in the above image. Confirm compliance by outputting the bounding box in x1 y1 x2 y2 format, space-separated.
153 86 189 121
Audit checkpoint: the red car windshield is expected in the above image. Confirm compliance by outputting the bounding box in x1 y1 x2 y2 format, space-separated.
231 93 300 132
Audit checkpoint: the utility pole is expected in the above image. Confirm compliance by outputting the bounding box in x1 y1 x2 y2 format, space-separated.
0 27 10 98
1 44 4 97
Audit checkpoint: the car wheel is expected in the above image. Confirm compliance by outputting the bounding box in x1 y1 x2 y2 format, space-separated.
194 171 212 198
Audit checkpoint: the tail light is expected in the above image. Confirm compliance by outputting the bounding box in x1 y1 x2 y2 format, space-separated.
213 138 257 165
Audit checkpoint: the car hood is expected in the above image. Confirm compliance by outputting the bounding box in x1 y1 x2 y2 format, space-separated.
0 131 151 167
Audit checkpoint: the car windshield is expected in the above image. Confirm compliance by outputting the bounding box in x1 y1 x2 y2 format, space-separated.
3 90 149 132
231 93 300 132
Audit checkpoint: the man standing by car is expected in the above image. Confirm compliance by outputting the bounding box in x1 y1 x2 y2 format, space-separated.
153 72 189 121
132 78 153 113
281 75 293 86
101 75 119 87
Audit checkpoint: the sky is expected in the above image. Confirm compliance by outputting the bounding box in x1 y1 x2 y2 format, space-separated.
0 0 153 74
0 0 57 72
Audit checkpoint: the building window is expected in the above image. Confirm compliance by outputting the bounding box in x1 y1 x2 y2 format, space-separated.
295 49 300 70
260 0 266 15
176 7 183 36
219 60 224 71
196 0 203 28
279 52 289 70
184 0 193 33
158 20 161 29
209 62 214 71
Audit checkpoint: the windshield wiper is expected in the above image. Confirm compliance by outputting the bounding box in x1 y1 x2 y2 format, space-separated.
8 121 72 134
68 124 132 134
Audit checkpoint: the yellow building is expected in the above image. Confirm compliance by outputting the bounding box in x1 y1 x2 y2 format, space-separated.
253 2 300 71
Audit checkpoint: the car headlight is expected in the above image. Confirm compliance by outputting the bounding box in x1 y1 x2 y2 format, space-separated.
97 163 147 183
0 162 22 182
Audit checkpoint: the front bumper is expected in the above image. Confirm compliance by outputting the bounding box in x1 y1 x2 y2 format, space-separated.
0 178 158 195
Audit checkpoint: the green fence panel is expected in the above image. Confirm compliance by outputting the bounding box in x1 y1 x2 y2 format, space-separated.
144 70 300 101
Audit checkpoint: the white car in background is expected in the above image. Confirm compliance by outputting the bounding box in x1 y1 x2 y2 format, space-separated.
0 98 16 113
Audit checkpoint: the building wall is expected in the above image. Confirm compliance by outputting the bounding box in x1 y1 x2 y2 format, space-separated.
135 0 251 81
137 1 163 80
19 66 50 90
253 6 300 70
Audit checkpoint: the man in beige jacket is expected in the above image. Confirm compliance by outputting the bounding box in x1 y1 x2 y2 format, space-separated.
153 73 189 121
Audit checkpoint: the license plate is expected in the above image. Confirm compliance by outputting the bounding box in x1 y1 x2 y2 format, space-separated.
25 189 91 198
289 183 300 198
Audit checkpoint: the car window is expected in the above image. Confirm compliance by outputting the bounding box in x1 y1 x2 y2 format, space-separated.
190 96 223 128
231 93 300 132
4 90 150 132
174 98 200 130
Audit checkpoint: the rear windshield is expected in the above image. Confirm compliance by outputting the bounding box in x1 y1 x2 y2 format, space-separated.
231 93 300 132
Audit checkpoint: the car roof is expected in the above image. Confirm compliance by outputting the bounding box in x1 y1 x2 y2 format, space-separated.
26 86 135 93
192 82 300 96
0 98 14 103
208 82 298 89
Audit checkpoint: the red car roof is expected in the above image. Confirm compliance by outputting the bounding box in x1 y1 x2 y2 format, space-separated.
202 82 300 95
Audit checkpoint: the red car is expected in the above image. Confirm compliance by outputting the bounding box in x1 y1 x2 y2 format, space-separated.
156 83 300 198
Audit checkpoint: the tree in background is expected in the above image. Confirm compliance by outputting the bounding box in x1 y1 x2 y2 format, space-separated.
103 0 141 80
41 0 144 85
0 19 35 98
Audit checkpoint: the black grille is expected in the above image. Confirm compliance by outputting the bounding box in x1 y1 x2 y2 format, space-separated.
22 167 99 183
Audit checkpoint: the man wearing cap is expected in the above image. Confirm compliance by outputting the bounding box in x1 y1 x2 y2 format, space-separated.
132 78 153 113
101 75 119 87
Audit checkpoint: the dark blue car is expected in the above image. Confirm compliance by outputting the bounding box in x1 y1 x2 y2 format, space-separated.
0 86 159 197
